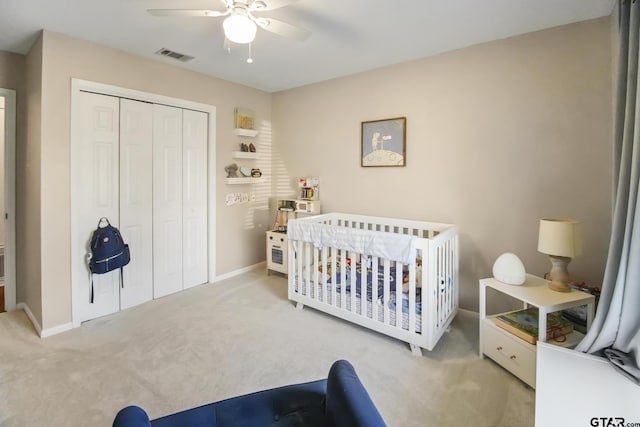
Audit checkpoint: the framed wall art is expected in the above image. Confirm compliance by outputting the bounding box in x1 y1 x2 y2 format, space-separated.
361 117 406 167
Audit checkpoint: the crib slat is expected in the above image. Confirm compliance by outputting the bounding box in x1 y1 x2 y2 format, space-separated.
312 246 318 300
360 256 367 315
371 256 378 321
330 248 337 306
408 261 416 334
383 259 390 325
340 249 347 310
304 242 311 299
321 247 328 303
395 264 402 329
349 251 357 314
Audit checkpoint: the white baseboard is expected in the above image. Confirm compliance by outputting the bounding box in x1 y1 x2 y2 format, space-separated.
214 261 266 282
17 302 73 338
41 322 73 338
17 302 42 336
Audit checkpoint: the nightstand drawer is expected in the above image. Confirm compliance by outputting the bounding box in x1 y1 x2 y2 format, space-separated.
482 320 536 387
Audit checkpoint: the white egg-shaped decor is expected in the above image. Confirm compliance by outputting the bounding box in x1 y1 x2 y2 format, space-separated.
492 252 526 285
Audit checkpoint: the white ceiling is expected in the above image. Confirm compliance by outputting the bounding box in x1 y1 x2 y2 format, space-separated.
0 0 615 93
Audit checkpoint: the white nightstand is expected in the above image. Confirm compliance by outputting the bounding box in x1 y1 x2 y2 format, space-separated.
479 274 595 388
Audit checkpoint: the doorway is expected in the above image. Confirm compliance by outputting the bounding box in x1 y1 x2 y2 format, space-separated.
0 88 16 313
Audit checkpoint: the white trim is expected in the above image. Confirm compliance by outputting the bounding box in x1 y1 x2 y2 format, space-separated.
70 79 217 329
41 322 73 338
214 261 266 282
16 302 73 338
17 302 42 336
0 89 16 311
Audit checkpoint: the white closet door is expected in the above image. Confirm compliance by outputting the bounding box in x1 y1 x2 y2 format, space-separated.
74 92 120 322
119 99 153 309
182 109 208 289
153 104 183 298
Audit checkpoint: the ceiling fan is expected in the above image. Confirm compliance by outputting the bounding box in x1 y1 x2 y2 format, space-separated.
147 0 310 45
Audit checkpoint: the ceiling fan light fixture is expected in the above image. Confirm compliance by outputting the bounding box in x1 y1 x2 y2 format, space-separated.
223 13 257 44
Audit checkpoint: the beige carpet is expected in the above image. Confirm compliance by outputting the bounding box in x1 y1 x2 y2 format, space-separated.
0 269 534 426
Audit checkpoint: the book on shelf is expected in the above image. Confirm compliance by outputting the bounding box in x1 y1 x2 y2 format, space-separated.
494 307 574 345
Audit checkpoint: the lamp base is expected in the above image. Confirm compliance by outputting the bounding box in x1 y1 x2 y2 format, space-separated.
548 279 571 292
547 255 572 293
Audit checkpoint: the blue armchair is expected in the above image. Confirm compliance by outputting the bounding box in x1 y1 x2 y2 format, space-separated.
113 360 386 427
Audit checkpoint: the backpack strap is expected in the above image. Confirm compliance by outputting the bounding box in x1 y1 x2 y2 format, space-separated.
90 273 95 304
120 267 124 289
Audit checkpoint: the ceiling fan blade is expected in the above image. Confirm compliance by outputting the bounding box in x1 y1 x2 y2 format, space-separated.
250 0 301 11
147 9 228 18
255 17 310 41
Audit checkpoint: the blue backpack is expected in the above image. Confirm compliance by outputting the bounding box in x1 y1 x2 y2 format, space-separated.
88 217 130 303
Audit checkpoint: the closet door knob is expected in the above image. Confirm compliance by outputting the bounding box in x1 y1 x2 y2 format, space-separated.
510 355 517 360
496 346 503 351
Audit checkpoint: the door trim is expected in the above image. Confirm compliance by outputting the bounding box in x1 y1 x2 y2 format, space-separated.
70 79 217 328
0 89 16 311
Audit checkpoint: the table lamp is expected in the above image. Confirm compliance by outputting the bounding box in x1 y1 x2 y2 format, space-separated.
537 219 583 292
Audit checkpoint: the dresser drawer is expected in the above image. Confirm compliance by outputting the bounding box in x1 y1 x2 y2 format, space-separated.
482 319 536 387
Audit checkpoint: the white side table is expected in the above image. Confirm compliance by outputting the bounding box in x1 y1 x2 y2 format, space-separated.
479 274 595 388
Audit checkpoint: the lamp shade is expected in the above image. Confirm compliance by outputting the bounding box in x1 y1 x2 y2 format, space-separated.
223 14 257 44
537 219 583 258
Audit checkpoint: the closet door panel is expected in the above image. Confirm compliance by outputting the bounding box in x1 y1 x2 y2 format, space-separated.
120 99 153 310
74 91 120 322
153 104 183 298
182 109 208 288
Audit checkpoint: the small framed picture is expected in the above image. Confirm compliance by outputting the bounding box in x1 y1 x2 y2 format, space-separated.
361 117 406 167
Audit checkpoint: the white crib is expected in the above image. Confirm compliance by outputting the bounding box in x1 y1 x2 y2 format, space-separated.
287 213 458 355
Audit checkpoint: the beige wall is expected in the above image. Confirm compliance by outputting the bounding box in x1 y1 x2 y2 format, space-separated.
273 18 613 311
21 36 44 325
36 31 271 329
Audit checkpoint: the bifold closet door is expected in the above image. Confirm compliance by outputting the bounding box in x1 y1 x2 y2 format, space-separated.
153 104 184 298
119 99 153 309
74 91 120 322
182 109 208 289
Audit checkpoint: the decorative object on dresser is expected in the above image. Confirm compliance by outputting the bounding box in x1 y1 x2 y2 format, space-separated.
492 252 526 285
537 218 583 292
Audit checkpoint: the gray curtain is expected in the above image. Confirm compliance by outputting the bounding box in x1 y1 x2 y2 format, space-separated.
575 0 640 381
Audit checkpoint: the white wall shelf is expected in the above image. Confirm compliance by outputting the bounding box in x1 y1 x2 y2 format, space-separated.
232 151 258 159
234 128 258 137
225 177 264 185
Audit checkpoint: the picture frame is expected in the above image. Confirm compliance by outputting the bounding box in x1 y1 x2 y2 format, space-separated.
361 117 406 167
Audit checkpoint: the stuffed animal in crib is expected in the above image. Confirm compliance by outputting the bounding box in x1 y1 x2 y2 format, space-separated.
402 264 423 293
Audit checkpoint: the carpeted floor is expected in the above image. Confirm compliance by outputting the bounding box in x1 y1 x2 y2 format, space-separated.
0 269 535 426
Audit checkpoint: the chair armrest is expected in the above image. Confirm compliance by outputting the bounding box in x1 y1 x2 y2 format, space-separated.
112 405 152 427
326 360 386 427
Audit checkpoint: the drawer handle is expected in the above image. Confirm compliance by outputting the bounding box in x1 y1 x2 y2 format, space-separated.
510 355 517 360
496 346 503 351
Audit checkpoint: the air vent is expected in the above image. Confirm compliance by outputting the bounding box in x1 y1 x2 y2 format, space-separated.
155 48 194 62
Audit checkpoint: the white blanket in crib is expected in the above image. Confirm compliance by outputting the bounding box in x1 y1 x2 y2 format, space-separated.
288 221 417 264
